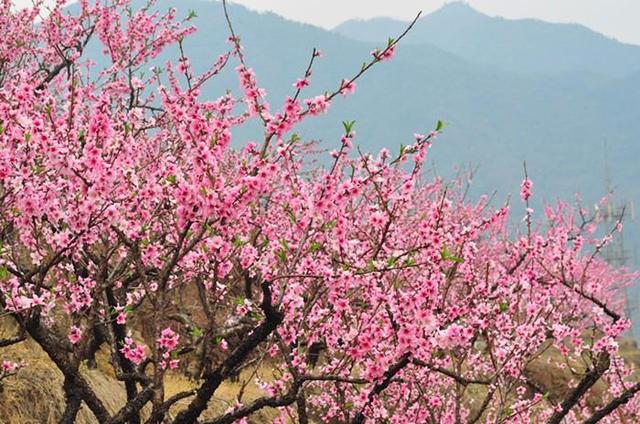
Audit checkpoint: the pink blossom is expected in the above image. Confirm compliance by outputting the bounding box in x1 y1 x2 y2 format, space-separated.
68 326 82 345
116 312 127 325
304 95 330 115
339 79 356 96
120 337 147 365
372 45 396 61
294 78 310 89
520 177 533 201
219 339 229 351
157 327 180 351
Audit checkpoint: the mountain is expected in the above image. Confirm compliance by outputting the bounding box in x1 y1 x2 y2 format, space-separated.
334 2 640 78
79 0 640 336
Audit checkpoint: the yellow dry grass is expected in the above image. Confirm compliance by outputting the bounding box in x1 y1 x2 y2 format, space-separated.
0 319 278 423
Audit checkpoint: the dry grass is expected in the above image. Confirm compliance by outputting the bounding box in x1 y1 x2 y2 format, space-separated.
0 319 278 423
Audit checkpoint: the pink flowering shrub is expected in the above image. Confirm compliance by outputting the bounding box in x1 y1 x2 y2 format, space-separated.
0 1 638 423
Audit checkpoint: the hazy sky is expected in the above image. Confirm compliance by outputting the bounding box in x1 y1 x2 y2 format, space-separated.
13 0 640 45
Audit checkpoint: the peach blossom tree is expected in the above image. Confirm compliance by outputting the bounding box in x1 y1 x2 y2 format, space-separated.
0 1 638 423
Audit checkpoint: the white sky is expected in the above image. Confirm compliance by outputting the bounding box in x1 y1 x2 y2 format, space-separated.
12 0 640 45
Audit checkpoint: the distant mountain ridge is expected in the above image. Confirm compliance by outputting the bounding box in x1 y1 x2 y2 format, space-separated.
334 2 640 78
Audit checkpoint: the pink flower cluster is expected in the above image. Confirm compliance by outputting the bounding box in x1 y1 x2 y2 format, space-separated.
68 326 82 345
520 177 533 201
120 337 147 365
158 327 180 351
158 327 180 370
1 360 23 373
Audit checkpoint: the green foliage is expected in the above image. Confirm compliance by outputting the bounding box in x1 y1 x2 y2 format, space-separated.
342 120 356 134
309 240 322 253
189 327 203 338
441 244 464 263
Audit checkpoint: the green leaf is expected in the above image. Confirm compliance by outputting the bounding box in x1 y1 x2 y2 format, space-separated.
342 120 356 135
499 302 508 313
24 132 31 142
441 244 464 263
213 336 223 345
387 37 395 46
166 174 177 185
233 297 245 306
187 9 198 19
189 327 203 338
366 260 376 272
322 220 337 231
309 240 322 253
386 256 398 267
440 244 450 260
0 266 9 280
277 249 287 263
283 204 297 224
435 120 446 132
403 251 416 267
249 311 262 321
404 257 416 267
450 255 464 264
210 135 218 147
123 305 134 314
